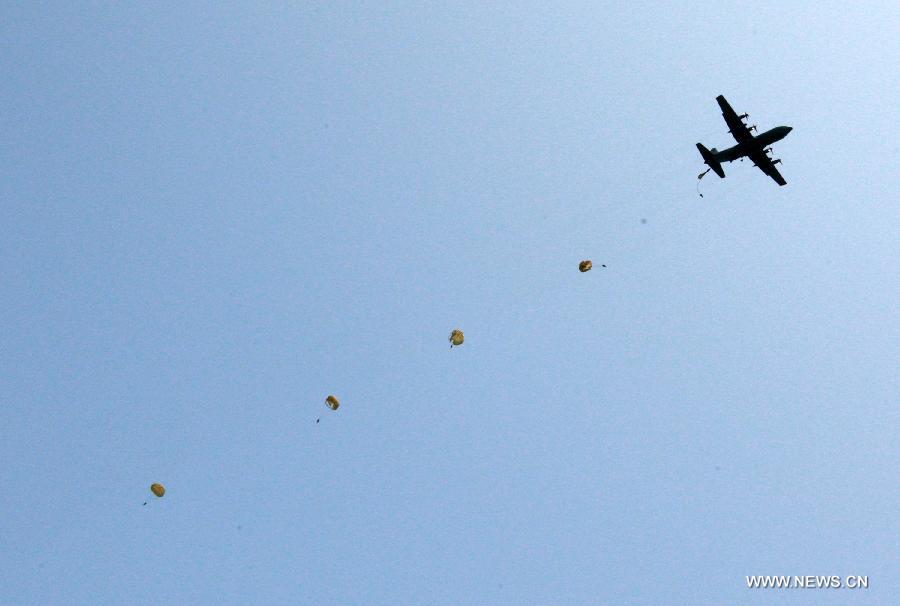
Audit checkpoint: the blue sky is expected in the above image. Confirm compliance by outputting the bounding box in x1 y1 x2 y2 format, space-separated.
1 3 897 604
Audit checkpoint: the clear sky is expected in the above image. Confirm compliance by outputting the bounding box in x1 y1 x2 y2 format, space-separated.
1 3 897 604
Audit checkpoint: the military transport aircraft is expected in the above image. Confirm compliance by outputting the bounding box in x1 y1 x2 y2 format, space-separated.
697 95 792 186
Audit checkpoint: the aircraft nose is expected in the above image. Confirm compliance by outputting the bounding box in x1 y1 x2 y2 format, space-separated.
785 126 793 133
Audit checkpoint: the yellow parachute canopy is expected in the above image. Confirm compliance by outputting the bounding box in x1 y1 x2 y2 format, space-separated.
325 395 340 411
150 483 165 498
579 260 592 272
449 329 464 347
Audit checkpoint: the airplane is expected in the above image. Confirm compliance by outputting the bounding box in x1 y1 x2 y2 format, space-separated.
696 95 792 186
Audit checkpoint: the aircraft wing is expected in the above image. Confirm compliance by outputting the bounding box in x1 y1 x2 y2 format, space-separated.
716 95 753 143
747 149 787 186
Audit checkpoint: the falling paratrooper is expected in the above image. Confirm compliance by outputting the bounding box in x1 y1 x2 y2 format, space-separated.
144 482 165 506
449 329 464 348
579 260 606 272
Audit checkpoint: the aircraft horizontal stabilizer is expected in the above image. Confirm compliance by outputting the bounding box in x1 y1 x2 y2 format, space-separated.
696 143 725 178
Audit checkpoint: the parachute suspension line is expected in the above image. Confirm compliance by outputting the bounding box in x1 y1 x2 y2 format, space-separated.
696 169 710 198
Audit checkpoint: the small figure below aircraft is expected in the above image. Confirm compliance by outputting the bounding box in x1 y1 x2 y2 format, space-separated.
697 95 792 186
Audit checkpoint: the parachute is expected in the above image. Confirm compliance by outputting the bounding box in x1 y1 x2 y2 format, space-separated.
144 482 165 505
579 260 592 272
325 395 340 411
449 329 464 348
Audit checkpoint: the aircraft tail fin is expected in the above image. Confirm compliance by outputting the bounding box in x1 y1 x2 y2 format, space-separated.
696 143 725 178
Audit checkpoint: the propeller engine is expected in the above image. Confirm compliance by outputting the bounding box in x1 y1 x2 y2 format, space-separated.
739 113 749 119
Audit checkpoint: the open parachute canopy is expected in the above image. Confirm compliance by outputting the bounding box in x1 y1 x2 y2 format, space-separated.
449 329 464 347
325 395 340 411
579 260 593 272
150 483 165 498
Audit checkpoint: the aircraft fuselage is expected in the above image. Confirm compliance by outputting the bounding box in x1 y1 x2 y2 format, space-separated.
715 126 792 163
